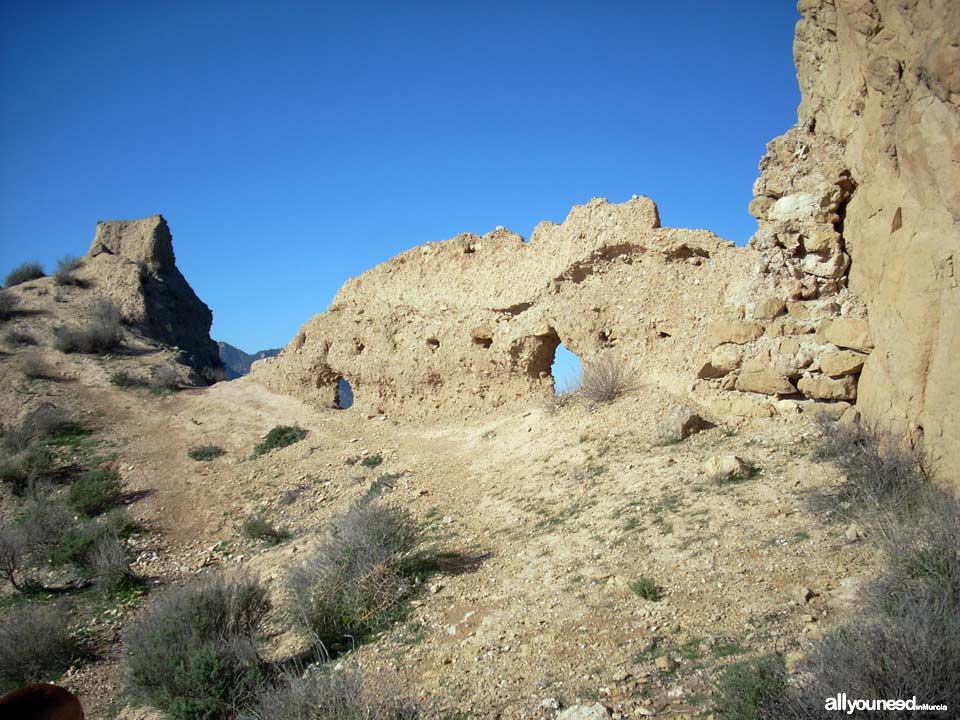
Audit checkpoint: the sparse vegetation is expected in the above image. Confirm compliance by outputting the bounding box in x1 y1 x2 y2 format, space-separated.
53 299 123 353
150 364 180 394
241 512 291 544
53 255 84 286
0 525 31 591
252 424 306 457
125 573 271 720
577 353 634 404
0 605 80 694
69 467 123 516
360 452 383 468
717 422 959 718
4 261 45 288
248 667 420 720
188 444 225 461
5 328 37 346
88 534 144 595
714 655 787 720
630 576 663 601
110 369 148 388
0 444 52 495
289 496 420 650
19 351 55 379
0 291 19 321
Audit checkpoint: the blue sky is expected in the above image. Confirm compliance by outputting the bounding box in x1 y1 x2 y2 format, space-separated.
0 1 800 358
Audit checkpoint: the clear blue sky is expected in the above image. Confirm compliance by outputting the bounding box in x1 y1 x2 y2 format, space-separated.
0 1 800 355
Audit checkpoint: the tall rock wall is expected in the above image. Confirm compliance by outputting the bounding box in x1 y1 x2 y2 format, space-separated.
750 0 959 479
83 215 222 375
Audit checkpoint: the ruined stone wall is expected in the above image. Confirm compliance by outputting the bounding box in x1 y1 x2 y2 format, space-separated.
748 0 959 478
82 215 222 375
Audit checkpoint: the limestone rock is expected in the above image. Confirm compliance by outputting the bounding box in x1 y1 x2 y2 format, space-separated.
820 350 865 377
705 320 764 347
558 704 611 720
656 406 705 444
735 360 797 396
798 374 858 401
81 215 220 376
818 319 873 352
754 297 786 320
702 454 750 482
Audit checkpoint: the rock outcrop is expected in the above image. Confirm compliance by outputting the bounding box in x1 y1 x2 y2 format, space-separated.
218 342 281 379
749 0 959 479
81 215 221 375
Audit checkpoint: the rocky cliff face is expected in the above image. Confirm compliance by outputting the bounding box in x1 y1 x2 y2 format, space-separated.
84 215 221 376
218 342 280 379
749 0 959 479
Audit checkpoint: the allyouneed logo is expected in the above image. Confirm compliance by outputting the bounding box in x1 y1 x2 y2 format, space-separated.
825 694 948 714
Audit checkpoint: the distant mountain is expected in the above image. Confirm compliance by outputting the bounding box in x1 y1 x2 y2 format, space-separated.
217 341 280 379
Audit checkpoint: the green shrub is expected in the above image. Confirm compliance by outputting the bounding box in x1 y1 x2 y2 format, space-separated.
5 329 36 346
125 573 271 720
0 291 18 321
69 468 123 516
248 668 420 720
241 513 290 545
714 655 787 720
48 509 136 570
360 453 383 468
289 497 419 650
252 425 306 457
629 576 663 601
110 370 148 388
188 445 225 461
4 261 44 288
0 605 79 694
53 255 84 286
2 403 79 453
53 299 122 354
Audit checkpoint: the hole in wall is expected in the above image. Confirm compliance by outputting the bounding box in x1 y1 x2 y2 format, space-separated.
550 343 583 395
335 377 354 409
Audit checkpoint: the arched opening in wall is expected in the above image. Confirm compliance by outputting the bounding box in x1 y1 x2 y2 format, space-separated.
551 343 583 396
335 377 354 409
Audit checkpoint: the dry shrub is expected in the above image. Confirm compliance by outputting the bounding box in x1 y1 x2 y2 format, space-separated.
19 351 55 379
0 291 19 321
289 497 420 650
0 525 31 591
246 667 420 720
125 572 271 720
0 605 79 694
53 255 84 286
54 299 122 353
578 353 634 404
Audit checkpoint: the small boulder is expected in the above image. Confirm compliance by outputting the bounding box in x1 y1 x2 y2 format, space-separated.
656 406 705 444
798 374 858 401
754 297 786 320
735 360 797 396
818 318 874 351
819 350 866 377
655 655 678 672
558 704 611 720
705 320 764 347
702 454 751 482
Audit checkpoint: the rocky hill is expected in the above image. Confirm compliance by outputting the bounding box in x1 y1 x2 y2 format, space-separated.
217 341 280 379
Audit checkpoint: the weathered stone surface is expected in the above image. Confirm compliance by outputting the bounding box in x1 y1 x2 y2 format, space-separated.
798 374 858 401
253 197 759 415
705 320 764 347
751 0 960 480
820 350 865 377
754 297 786 320
558 704 611 720
818 319 873 352
735 360 797 396
656 406 705 444
81 215 220 375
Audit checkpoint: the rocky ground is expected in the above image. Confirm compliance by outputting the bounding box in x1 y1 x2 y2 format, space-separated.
3 334 878 718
